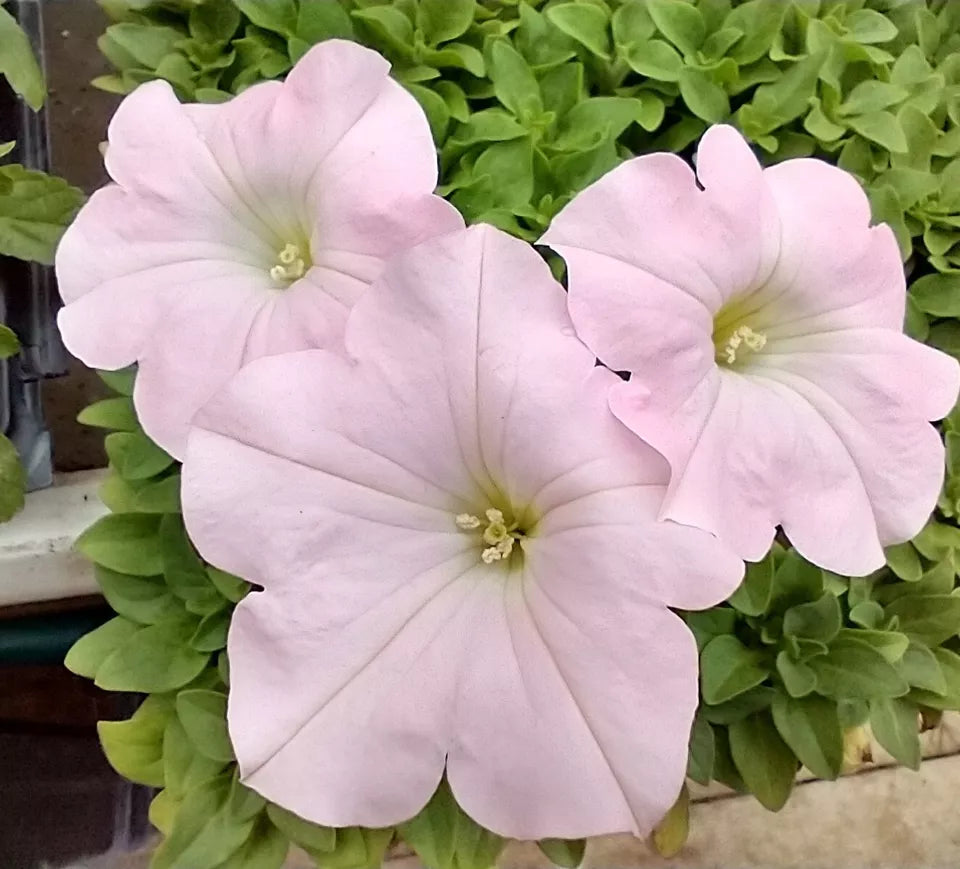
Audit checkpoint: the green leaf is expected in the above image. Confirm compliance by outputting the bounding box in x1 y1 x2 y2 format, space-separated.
728 712 797 811
537 838 586 869
95 615 209 692
900 642 947 695
515 4 576 70
207 566 249 604
848 112 908 154
405 83 450 143
104 23 184 68
95 566 180 625
646 0 705 56
434 81 469 123
712 726 745 792
782 592 842 643
678 67 729 123
152 775 254 869
912 520 960 561
191 606 232 652
884 595 960 646
217 815 289 869
105 430 174 480
77 397 138 432
232 0 297 37
769 550 824 612
266 804 336 853
189 0 241 43
700 634 770 705
841 81 909 116
879 169 938 210
228 773 264 820
545 3 611 59
869 698 920 769
0 433 25 522
612 1 656 47
699 27 743 63
488 40 542 119
417 0 474 45
885 542 923 581
98 366 136 396
449 113 526 161
399 779 504 869
162 716 227 801
804 99 847 142
775 651 817 699
684 607 737 651
76 513 163 576
686 713 715 785
0 323 19 358
350 5 415 55
747 53 824 129
836 628 909 665
453 138 534 216
64 616 139 679
903 295 929 342
314 827 393 869
295 0 354 44
135 474 182 514
97 695 172 787
0 5 45 109
910 648 960 710
150 789 180 837
848 601 885 630
724 0 786 65
0 165 83 264
650 785 689 858
552 96 652 149
809 636 909 699
844 9 898 45
910 273 960 317
619 38 682 81
702 685 776 724
177 689 234 763
161 513 223 612
771 694 842 780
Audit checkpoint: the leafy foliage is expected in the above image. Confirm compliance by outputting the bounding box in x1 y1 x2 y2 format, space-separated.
71 0 960 865
682 541 960 809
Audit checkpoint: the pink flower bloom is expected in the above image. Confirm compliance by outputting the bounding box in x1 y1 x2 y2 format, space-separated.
181 225 742 839
542 125 960 576
55 40 462 459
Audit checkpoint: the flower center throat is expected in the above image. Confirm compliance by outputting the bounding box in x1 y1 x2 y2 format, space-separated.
456 507 526 564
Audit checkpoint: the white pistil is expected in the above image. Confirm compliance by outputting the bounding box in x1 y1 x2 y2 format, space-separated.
456 507 522 563
270 243 307 284
723 325 767 365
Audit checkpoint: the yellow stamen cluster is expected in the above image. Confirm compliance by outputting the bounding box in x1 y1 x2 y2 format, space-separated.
456 507 522 564
721 324 767 365
270 243 307 284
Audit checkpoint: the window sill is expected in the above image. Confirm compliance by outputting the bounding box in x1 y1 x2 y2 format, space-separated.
0 469 107 607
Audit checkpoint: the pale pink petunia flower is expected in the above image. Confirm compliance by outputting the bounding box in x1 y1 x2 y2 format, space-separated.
55 39 462 458
541 125 960 576
181 225 743 839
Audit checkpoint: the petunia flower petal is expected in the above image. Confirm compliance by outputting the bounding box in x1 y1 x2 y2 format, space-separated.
56 40 461 459
544 124 960 574
447 578 699 839
541 124 780 313
757 157 906 334
182 225 742 838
